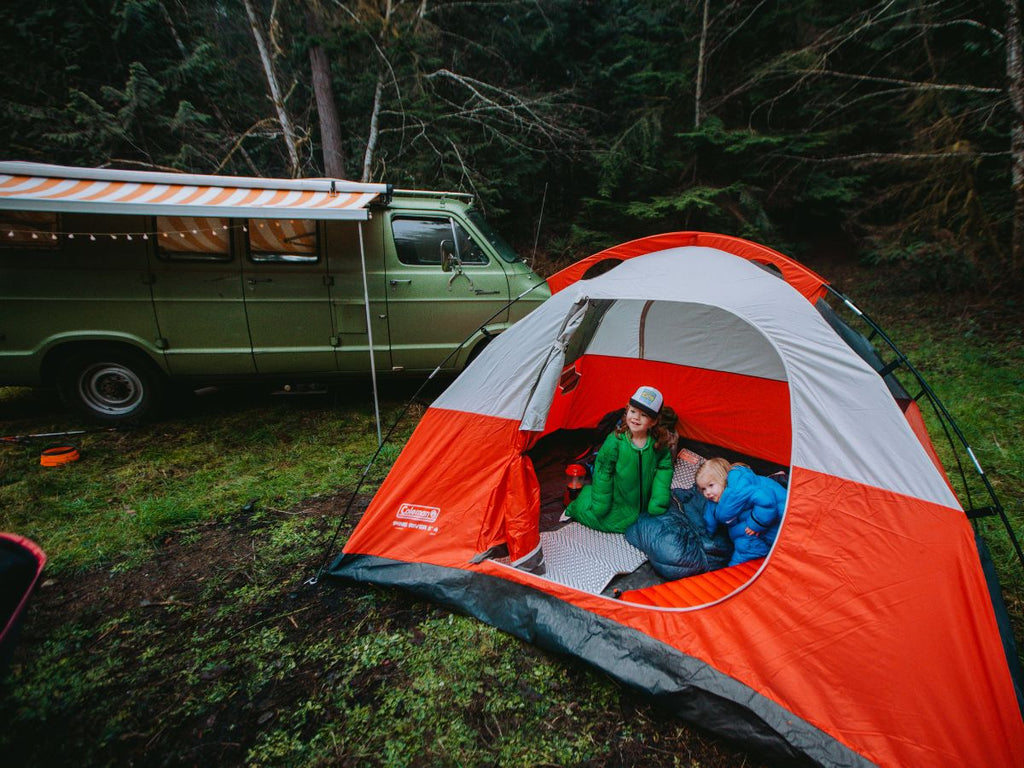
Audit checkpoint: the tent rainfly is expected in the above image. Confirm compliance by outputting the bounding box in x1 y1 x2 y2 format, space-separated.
331 232 1024 766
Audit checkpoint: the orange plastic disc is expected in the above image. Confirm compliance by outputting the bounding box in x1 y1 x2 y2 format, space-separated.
40 445 80 467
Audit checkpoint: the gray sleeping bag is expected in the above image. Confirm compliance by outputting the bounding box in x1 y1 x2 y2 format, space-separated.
625 487 732 580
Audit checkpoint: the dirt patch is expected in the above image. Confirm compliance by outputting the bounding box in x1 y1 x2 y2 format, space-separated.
4 494 763 767
29 495 349 622
4 496 353 766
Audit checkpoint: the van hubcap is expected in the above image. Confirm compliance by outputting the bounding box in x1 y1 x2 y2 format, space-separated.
78 363 144 416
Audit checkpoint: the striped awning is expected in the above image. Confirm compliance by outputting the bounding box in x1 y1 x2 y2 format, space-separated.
0 162 388 220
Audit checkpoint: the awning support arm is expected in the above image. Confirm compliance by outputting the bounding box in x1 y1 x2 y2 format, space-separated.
357 221 382 447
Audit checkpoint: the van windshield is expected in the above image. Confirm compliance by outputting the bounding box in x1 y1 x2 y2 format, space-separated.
467 210 520 264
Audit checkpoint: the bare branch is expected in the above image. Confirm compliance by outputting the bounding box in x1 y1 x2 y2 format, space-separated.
104 158 188 173
446 137 483 200
707 0 773 60
796 149 1010 165
214 118 281 174
788 68 1003 95
715 1 914 111
422 0 535 13
425 68 581 146
892 18 1004 42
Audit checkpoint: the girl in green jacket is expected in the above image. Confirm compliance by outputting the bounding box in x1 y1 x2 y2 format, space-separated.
565 385 674 533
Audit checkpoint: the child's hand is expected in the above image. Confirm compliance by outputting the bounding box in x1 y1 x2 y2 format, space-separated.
744 527 762 537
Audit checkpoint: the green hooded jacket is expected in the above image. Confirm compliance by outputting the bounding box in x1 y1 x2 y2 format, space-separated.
566 430 673 533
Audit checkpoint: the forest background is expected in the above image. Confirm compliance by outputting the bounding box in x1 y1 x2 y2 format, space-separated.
3 0 1023 289
2 2 1023 765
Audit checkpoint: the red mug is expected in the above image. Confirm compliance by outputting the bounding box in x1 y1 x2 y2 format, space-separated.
563 463 586 507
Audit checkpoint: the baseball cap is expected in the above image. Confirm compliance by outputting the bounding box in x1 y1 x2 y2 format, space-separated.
629 385 663 417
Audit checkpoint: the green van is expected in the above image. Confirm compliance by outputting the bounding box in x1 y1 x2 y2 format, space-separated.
0 162 550 422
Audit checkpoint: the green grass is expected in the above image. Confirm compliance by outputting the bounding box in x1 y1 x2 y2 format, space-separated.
0 381 753 767
1 278 1021 767
0 386 412 572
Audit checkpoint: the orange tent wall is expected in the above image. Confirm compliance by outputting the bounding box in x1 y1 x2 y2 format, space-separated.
545 355 792 465
473 467 1024 766
340 349 1023 763
344 435 1024 763
342 409 542 564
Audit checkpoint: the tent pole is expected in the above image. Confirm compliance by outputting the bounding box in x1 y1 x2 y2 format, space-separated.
827 286 1024 571
357 220 383 447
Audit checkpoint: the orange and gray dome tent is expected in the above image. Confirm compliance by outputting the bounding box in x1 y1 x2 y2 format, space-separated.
329 232 1024 766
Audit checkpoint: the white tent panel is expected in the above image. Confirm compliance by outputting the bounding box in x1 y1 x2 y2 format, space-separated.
432 287 579 422
580 249 959 509
440 246 960 511
587 300 788 381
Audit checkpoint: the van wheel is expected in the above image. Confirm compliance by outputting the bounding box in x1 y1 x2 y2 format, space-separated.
57 350 164 423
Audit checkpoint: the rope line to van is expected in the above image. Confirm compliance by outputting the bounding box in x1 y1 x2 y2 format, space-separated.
306 278 552 587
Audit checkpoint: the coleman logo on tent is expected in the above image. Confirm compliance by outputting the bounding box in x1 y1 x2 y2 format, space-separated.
394 504 440 535
397 503 440 522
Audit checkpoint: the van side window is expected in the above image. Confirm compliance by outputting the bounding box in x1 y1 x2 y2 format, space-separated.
248 218 318 263
392 217 488 266
157 216 231 261
1 211 58 248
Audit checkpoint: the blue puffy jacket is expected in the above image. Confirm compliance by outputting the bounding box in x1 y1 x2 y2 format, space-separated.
703 465 786 566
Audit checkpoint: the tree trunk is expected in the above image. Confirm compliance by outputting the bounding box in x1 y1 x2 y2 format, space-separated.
361 0 393 182
1007 0 1024 279
305 5 347 178
694 0 710 129
243 0 301 177
362 71 384 182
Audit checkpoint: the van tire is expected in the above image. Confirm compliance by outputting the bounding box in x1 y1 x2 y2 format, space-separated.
56 348 165 423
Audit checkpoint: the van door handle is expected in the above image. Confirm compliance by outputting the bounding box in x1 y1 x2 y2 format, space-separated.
389 279 412 286
473 289 500 295
247 278 273 285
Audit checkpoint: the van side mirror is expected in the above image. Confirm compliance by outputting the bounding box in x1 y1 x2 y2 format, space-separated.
440 239 461 272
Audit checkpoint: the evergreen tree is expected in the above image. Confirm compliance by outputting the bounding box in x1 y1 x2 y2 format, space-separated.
0 0 1019 282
